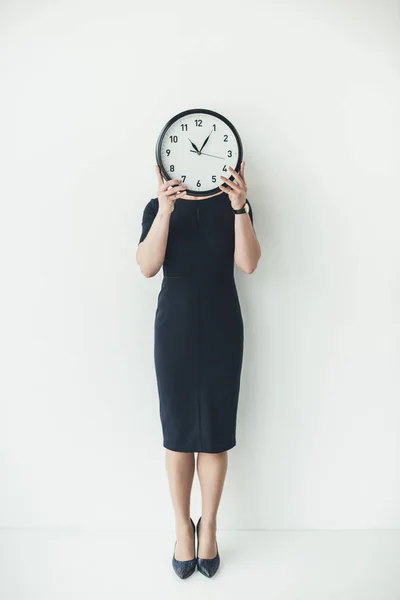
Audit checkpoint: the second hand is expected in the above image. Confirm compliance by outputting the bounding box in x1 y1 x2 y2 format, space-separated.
189 150 225 160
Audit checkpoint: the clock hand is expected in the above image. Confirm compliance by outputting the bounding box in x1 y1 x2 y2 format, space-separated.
199 128 213 153
188 138 200 153
190 150 225 160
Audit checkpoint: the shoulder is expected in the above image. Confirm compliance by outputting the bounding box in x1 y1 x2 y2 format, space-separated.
142 197 159 217
146 197 159 210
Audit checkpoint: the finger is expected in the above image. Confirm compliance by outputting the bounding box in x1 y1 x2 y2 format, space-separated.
155 164 165 186
161 178 183 191
237 161 247 187
228 166 245 187
240 160 246 183
220 175 237 190
165 184 187 196
163 187 187 196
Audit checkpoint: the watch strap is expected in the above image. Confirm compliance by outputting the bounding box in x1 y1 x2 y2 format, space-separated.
233 200 249 214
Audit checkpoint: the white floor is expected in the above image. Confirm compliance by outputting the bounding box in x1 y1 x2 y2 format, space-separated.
0 529 399 600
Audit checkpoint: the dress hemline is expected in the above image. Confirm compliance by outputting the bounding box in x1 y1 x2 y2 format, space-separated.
163 442 236 454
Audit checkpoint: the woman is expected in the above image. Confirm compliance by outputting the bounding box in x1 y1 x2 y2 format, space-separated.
136 160 261 578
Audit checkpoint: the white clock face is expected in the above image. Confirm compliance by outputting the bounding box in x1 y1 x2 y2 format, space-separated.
157 111 241 196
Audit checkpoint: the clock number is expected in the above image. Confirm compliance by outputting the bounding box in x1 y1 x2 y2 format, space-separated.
166 149 171 156
170 165 175 172
223 134 228 142
169 135 178 143
228 150 232 157
195 119 202 127
222 165 227 171
181 123 188 131
196 180 201 187
213 124 216 131
212 175 216 183
181 175 186 182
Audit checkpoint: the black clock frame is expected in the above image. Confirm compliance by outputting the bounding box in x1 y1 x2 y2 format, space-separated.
155 107 243 197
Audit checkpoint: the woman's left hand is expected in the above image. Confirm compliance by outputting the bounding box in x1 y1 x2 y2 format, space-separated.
219 160 247 210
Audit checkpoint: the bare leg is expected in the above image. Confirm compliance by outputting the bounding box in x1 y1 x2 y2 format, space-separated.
165 449 196 560
196 450 228 558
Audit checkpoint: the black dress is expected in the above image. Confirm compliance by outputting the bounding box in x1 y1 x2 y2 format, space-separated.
139 191 254 453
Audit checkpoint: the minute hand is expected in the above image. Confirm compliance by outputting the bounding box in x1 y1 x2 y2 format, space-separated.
199 129 213 153
190 150 225 160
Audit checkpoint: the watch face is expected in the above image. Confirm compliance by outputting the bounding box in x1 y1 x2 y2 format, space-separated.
155 108 243 197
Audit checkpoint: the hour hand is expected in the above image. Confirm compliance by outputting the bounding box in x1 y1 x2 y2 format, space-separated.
188 138 200 153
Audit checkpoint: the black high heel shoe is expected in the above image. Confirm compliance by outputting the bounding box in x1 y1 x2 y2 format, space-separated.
172 517 197 579
196 516 220 578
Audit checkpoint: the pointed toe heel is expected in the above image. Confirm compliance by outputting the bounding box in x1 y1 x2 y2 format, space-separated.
172 517 197 579
196 516 220 578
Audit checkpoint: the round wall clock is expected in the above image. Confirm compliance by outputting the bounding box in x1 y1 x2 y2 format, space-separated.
155 108 243 197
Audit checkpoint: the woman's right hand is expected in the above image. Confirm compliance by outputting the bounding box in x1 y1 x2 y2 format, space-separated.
155 165 187 213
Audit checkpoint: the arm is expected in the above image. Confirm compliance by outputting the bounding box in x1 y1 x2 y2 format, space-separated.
233 205 261 274
136 167 187 278
219 160 261 274
136 204 171 278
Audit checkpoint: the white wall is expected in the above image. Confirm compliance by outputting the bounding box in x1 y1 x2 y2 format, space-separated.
1 0 399 531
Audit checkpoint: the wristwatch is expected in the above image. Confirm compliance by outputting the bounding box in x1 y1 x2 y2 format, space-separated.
233 200 250 214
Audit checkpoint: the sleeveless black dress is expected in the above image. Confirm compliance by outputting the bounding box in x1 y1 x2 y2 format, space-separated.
139 191 254 453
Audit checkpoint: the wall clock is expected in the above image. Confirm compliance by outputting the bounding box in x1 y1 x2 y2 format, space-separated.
155 108 243 197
